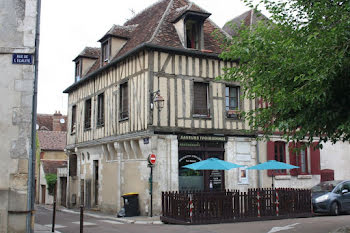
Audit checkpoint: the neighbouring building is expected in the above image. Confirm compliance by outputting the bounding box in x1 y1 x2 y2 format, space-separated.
36 112 68 206
0 0 40 232
63 0 261 215
224 10 350 189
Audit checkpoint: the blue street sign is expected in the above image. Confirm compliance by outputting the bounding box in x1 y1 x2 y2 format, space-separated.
12 54 33 65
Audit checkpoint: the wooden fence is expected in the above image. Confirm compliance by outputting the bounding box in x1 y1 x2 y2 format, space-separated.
161 188 311 224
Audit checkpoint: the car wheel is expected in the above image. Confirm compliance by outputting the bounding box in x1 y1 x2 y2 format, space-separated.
330 202 340 216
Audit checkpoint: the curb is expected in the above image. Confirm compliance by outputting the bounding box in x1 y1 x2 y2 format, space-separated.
40 205 162 225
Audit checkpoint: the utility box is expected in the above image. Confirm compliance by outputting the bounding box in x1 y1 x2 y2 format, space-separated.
122 193 140 217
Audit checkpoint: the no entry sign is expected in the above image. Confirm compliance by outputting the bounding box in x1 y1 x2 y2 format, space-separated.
148 154 156 165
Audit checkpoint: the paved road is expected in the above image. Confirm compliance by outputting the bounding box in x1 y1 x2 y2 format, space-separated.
35 206 350 233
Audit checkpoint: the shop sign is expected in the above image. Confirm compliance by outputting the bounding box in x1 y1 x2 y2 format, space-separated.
178 135 226 142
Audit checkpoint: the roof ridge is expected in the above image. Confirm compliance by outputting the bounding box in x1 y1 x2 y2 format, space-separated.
148 0 174 43
207 18 231 39
124 0 168 26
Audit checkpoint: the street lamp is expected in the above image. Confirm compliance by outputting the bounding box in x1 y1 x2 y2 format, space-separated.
150 90 164 110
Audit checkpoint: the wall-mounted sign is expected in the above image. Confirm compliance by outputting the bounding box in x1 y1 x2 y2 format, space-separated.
143 137 149 144
178 135 226 142
12 54 33 65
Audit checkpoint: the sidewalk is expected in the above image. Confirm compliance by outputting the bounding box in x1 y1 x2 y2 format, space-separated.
34 223 61 233
38 204 162 225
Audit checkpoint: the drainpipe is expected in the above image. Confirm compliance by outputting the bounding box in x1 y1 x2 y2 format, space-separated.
27 0 41 232
256 139 261 188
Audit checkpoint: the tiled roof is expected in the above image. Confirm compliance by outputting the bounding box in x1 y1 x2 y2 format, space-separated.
37 113 67 132
223 10 268 36
99 24 138 41
65 0 229 93
42 160 67 175
73 47 100 61
38 131 67 151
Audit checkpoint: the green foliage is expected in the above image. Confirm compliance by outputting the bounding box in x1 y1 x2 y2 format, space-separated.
45 173 57 196
219 0 350 145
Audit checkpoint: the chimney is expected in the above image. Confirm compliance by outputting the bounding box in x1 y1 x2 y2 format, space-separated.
53 111 62 131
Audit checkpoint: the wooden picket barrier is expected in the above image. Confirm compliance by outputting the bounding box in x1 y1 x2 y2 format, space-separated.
161 188 311 224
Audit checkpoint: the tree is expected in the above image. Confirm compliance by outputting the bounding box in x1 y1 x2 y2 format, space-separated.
219 0 350 146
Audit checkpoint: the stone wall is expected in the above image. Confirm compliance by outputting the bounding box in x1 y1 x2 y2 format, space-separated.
0 0 38 232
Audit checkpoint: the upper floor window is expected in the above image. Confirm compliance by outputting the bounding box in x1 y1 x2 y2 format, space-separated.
185 20 201 49
225 86 240 118
120 82 128 120
102 41 110 64
75 61 81 82
97 93 104 127
71 105 77 133
84 98 92 129
193 82 209 116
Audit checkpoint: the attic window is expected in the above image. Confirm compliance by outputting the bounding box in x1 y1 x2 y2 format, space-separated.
75 60 81 82
185 19 201 49
102 40 110 64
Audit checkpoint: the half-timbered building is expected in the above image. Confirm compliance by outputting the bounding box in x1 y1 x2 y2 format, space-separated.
64 0 260 215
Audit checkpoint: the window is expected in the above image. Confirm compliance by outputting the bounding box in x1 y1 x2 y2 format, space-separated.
69 154 77 177
289 143 309 175
193 82 209 116
225 86 240 118
185 20 201 49
71 105 77 133
102 41 110 64
267 141 286 175
84 98 92 129
75 61 81 82
120 82 128 120
97 93 104 127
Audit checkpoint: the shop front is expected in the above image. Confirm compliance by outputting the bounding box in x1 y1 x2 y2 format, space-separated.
178 135 226 191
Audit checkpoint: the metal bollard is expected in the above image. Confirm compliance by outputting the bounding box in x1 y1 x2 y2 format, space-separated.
52 201 56 232
80 205 84 233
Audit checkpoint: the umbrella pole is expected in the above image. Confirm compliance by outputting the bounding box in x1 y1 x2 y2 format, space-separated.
272 171 274 189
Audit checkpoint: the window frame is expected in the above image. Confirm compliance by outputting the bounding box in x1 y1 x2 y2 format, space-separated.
102 40 110 64
193 82 210 117
75 60 81 82
97 93 105 127
185 19 202 50
84 98 92 130
71 105 77 134
274 141 287 175
296 143 309 175
119 82 129 120
225 86 240 119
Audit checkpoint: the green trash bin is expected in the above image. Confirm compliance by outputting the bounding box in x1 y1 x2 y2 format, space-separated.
122 193 140 217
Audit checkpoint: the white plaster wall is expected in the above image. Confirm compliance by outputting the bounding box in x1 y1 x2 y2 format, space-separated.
320 141 350 180
225 137 258 192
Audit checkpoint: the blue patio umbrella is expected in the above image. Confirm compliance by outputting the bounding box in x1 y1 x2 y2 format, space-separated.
247 160 299 188
182 158 243 170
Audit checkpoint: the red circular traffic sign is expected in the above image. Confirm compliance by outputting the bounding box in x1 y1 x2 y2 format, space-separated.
148 154 156 165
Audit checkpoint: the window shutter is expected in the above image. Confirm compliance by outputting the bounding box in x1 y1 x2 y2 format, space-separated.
193 83 208 115
267 141 274 177
310 142 321 175
289 142 298 176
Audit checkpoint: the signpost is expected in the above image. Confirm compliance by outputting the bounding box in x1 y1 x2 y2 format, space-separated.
148 154 156 217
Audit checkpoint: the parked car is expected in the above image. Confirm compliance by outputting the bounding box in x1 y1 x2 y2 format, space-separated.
312 180 350 215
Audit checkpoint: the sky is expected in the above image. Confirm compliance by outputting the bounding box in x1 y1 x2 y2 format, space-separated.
37 0 252 115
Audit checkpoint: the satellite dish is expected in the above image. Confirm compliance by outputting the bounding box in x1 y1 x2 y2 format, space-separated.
36 124 39 130
60 118 65 123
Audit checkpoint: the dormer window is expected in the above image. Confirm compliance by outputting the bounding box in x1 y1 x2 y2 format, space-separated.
102 40 110 64
186 19 201 49
75 60 81 82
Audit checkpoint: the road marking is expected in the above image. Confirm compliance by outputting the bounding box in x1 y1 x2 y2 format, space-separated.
99 220 124 224
72 221 96 226
267 223 300 233
44 224 66 229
